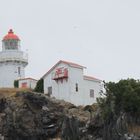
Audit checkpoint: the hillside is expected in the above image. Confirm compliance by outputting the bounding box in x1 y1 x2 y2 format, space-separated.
0 89 92 140
0 88 139 140
0 88 31 98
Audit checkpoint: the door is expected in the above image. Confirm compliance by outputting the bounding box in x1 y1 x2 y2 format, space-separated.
48 86 52 96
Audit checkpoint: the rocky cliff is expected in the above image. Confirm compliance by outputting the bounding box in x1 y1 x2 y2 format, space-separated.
0 89 139 140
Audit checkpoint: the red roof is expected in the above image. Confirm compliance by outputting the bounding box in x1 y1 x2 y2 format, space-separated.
42 60 86 78
84 75 101 82
60 60 86 69
18 77 38 81
3 29 20 40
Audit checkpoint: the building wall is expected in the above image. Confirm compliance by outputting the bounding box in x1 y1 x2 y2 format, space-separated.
0 50 28 88
19 79 37 89
82 79 101 105
44 63 71 102
30 79 37 89
67 67 85 105
44 62 101 106
0 62 25 87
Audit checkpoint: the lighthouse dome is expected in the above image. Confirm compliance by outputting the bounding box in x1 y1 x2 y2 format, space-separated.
2 29 20 50
3 29 20 40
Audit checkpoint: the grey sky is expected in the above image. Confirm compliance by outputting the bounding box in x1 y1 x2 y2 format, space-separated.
0 0 140 82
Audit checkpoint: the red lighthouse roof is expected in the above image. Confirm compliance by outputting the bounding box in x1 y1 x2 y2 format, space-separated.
3 29 20 40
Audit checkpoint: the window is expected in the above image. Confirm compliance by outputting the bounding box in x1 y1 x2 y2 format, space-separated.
4 42 8 47
21 82 27 88
18 67 21 75
10 41 13 46
90 89 94 98
76 83 78 92
48 87 52 96
14 41 18 47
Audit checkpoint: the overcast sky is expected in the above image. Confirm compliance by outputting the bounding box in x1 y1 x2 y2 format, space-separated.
0 0 140 82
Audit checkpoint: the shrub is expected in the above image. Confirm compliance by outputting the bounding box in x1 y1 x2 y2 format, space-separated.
14 80 19 88
97 79 140 119
34 78 44 93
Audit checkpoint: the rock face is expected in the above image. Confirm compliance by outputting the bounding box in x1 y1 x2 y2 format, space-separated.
0 91 91 140
0 92 64 140
80 112 140 140
0 91 139 140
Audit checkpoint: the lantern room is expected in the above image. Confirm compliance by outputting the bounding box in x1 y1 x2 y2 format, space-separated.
2 29 20 51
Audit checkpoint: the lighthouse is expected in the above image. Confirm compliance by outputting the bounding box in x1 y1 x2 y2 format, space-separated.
0 29 28 88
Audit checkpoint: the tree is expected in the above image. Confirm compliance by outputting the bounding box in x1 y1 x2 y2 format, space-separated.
34 78 44 93
14 80 19 88
97 79 140 119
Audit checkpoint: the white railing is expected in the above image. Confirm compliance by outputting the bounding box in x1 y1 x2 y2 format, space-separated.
0 51 28 63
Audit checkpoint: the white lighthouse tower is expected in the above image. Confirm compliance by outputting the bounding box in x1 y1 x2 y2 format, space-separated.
0 29 28 88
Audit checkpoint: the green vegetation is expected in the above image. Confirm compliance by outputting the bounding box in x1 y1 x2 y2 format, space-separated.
34 78 44 93
14 80 19 88
97 79 140 119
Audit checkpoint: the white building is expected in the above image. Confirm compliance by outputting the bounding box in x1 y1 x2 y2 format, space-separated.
0 29 28 88
18 78 38 89
42 60 102 106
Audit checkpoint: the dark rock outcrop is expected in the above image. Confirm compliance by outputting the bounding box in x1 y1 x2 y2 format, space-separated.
80 112 140 140
0 91 90 140
0 92 65 140
0 91 139 140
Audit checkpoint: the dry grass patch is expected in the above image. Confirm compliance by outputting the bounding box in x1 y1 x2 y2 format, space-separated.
0 88 32 98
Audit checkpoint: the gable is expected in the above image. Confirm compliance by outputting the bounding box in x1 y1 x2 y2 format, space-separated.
42 60 85 79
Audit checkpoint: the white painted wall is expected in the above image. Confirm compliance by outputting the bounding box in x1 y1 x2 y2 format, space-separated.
0 50 28 88
43 62 102 106
30 79 38 89
19 79 37 89
68 66 85 105
82 79 101 105
44 63 71 102
0 62 25 87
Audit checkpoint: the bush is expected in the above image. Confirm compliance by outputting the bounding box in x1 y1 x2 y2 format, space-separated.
14 80 19 88
34 78 44 93
97 79 140 119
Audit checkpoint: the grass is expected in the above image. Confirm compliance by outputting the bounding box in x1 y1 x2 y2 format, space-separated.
0 88 32 98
